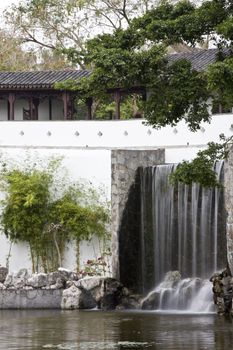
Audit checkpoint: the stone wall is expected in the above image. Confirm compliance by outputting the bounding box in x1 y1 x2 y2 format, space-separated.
0 289 63 309
225 145 233 274
111 149 165 286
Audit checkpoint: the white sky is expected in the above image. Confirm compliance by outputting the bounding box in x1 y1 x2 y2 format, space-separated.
0 0 20 12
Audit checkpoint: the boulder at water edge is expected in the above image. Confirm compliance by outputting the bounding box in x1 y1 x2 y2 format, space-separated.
61 277 126 310
61 285 96 309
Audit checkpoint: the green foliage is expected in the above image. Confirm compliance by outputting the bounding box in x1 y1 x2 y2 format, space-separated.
55 0 233 131
169 134 233 187
207 57 233 108
94 95 143 120
133 0 228 46
0 155 110 272
144 59 210 131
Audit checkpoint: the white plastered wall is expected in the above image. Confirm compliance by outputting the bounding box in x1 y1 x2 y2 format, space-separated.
0 115 232 272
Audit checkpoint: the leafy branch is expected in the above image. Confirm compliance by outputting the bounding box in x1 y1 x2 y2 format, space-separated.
169 134 233 187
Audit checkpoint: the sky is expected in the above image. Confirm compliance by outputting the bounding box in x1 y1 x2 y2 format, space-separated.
0 0 20 12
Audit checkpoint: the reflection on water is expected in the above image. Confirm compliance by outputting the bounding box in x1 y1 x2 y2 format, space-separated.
0 310 233 350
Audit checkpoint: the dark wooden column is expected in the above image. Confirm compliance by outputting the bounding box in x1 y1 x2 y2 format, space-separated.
86 98 93 120
49 98 52 120
32 98 40 120
113 90 121 120
29 97 33 120
62 91 71 120
8 93 15 120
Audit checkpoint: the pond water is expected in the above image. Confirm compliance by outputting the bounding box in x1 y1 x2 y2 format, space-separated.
0 310 232 350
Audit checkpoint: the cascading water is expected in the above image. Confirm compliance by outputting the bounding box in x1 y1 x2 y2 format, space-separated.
140 162 226 312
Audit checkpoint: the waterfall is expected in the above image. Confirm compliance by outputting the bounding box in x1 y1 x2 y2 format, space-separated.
140 162 226 311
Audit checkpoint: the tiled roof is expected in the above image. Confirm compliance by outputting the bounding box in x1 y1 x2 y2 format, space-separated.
0 49 229 90
168 48 229 71
0 70 91 90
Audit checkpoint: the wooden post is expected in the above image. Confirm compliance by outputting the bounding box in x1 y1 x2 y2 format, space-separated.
49 98 52 120
114 90 121 120
86 98 93 120
62 91 71 120
28 98 33 120
32 98 40 120
8 93 15 121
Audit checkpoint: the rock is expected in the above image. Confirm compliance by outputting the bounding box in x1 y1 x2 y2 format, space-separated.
74 277 104 307
74 277 124 310
118 294 141 310
58 267 73 281
66 280 75 289
164 271 181 284
4 271 28 289
0 267 8 283
47 272 61 286
4 274 13 288
16 268 29 279
61 285 96 310
27 273 48 288
141 290 160 310
155 271 182 291
69 272 79 281
0 282 6 290
210 268 233 315
116 287 141 309
115 304 126 310
99 278 124 310
75 277 102 291
50 277 64 289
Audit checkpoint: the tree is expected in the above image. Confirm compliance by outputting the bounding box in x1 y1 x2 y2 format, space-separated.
56 0 233 185
0 29 38 71
4 0 161 69
69 0 231 124
0 156 110 272
0 28 74 71
56 1 219 121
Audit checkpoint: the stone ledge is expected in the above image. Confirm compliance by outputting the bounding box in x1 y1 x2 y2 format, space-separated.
0 289 63 309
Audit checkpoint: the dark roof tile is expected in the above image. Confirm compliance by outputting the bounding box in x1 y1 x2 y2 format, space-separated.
168 48 230 71
0 70 91 90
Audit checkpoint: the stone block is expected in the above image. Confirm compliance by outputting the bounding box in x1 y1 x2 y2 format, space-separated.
0 289 63 309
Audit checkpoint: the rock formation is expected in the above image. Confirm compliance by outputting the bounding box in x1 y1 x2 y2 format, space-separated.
0 267 141 310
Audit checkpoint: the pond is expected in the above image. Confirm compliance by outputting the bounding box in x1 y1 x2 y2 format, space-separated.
0 310 232 350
